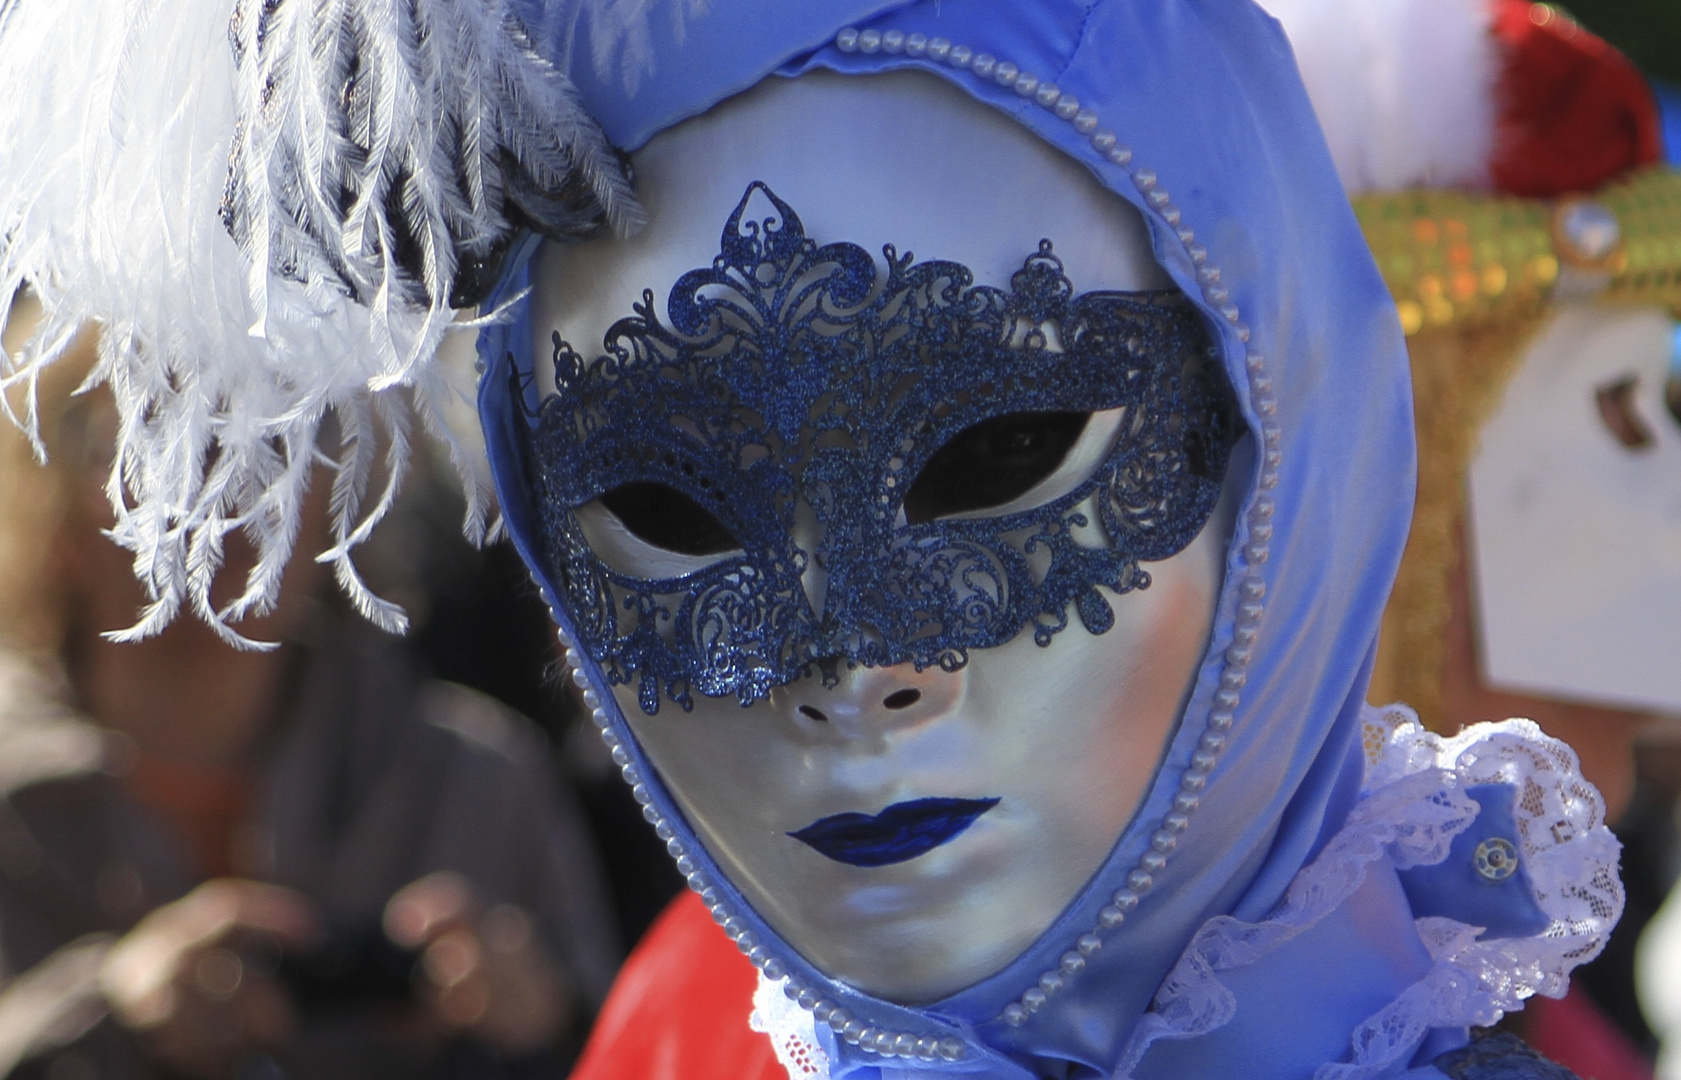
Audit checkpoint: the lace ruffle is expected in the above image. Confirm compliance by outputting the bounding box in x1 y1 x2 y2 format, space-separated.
1317 706 1622 1080
1118 704 1621 1080
752 973 832 1078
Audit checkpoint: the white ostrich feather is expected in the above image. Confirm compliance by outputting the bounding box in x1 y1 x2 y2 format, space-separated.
0 0 639 645
1257 0 1498 194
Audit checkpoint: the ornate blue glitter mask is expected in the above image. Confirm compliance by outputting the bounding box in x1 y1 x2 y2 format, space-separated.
523 182 1237 714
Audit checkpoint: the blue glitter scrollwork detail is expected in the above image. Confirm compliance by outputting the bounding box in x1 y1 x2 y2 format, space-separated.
526 181 1237 714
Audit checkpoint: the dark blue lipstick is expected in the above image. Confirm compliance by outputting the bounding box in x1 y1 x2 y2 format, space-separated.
789 797 1000 867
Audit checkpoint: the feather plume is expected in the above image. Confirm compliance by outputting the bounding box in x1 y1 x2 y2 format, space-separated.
1257 0 1497 194
0 0 640 645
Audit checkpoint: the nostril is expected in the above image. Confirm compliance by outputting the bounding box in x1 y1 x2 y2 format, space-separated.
799 705 829 722
882 688 922 710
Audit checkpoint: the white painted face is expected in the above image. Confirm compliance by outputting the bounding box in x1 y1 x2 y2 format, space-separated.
532 71 1234 1003
1469 303 1681 715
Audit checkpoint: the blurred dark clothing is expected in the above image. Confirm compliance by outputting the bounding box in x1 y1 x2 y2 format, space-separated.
0 615 618 1079
414 541 683 948
1576 780 1675 1057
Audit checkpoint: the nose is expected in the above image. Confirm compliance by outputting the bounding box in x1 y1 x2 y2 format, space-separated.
773 660 963 738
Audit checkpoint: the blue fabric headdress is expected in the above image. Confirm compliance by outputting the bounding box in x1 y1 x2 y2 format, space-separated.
478 0 1428 1077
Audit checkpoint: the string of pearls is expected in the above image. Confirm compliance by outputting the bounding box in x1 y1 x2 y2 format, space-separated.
832 25 1280 1033
548 26 1282 1065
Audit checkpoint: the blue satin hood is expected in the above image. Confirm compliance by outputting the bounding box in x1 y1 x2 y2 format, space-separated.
477 1 1418 1076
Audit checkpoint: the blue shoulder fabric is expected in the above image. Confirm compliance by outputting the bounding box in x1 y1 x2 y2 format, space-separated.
1398 784 1551 940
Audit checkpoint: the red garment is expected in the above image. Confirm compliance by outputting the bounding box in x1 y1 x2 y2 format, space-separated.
573 891 783 1080
1525 984 1654 1080
1490 0 1663 197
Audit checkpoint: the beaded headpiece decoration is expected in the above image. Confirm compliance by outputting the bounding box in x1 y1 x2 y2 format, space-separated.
523 182 1237 714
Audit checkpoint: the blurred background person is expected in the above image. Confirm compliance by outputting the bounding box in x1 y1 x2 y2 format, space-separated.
0 295 620 1079
1262 1 1681 1078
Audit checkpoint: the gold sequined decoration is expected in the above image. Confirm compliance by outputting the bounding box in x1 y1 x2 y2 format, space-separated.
1354 165 1681 728
1364 320 1547 725
1599 167 1681 308
1354 190 1554 337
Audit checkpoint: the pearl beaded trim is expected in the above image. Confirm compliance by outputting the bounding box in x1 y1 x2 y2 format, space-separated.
546 27 1281 1064
833 26 1278 1032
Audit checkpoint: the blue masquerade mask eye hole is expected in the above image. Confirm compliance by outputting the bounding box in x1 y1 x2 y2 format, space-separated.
904 411 1090 524
598 482 742 556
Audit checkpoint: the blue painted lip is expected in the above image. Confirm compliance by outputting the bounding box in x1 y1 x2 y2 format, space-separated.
789 797 1001 867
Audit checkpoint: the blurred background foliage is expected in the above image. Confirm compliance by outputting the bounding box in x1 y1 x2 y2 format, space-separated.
1561 0 1681 86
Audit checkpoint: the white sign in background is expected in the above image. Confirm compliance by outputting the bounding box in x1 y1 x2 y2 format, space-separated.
1470 303 1681 716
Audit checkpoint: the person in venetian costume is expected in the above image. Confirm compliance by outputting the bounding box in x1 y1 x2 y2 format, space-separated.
0 0 1629 1079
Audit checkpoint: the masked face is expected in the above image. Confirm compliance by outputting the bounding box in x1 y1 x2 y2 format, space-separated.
528 71 1239 1002
1469 303 1681 715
